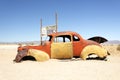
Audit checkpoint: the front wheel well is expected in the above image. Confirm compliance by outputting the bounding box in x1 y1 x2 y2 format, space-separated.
21 56 36 61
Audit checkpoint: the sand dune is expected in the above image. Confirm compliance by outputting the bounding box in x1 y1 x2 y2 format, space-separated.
0 45 120 80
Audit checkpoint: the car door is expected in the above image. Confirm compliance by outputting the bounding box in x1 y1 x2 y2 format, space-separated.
51 35 73 59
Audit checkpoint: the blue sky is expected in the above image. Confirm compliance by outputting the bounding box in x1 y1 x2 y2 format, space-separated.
0 0 120 42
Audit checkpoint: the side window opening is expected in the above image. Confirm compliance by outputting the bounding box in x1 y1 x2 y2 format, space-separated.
54 35 71 43
73 35 80 41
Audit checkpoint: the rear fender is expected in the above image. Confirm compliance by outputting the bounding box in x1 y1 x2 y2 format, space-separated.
80 45 108 60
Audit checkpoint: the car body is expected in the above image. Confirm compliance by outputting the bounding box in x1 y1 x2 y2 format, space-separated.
14 31 108 62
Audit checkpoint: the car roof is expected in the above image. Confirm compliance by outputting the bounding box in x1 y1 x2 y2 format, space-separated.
48 31 79 36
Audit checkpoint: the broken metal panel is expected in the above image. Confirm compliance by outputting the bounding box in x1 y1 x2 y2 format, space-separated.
88 36 108 43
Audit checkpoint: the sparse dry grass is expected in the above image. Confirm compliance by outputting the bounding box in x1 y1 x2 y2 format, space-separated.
117 44 120 51
101 44 120 56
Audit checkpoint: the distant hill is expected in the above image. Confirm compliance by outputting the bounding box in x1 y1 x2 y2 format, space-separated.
0 40 120 45
0 41 40 45
102 40 120 45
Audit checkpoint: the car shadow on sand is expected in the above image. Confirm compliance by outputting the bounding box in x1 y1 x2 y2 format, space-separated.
58 57 107 62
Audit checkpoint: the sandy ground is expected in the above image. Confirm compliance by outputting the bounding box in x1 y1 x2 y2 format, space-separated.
0 45 120 80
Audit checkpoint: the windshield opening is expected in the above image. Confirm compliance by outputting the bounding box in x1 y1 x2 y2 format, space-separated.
45 35 52 41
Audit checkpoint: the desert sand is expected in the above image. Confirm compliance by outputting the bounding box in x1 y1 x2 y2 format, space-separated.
0 44 120 80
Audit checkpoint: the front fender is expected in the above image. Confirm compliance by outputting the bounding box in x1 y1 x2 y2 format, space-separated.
28 49 50 62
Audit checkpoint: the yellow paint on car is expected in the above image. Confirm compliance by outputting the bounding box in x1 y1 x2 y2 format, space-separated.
28 49 49 61
51 42 73 59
